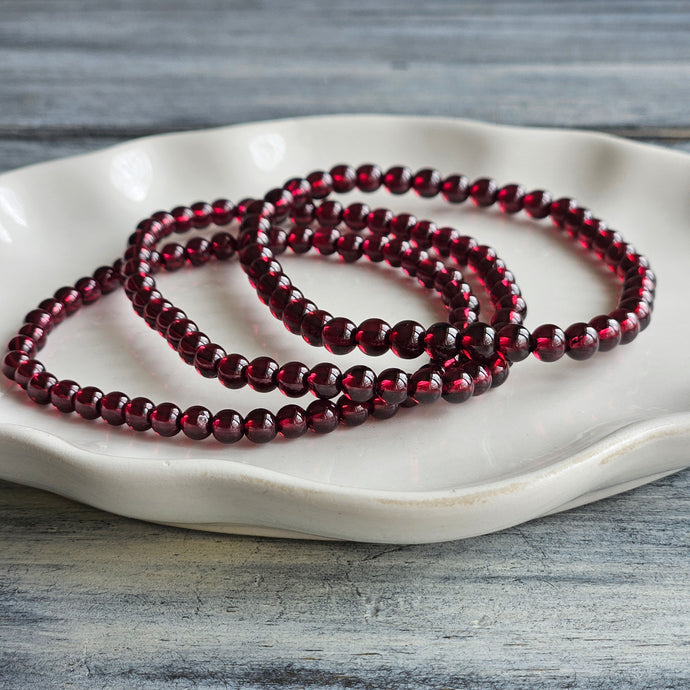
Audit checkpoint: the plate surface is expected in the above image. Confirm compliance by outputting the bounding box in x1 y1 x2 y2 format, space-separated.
0 115 688 543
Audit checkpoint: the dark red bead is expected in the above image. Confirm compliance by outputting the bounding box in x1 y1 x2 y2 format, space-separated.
384 166 413 194
27 371 57 405
616 252 649 279
362 234 389 262
382 238 409 267
577 217 606 250
2 350 29 381
143 298 173 329
93 265 120 293
151 210 176 234
433 267 464 293
441 174 470 203
367 208 394 235
156 308 186 336
356 164 383 192
369 397 400 420
549 198 577 228
131 288 162 317
389 320 426 359
447 291 480 313
531 324 567 362
459 322 496 360
307 363 341 399
306 171 333 199
441 366 474 404
330 164 357 193
247 256 281 288
245 200 275 220
257 272 291 306
101 391 129 426
284 177 311 207
496 324 531 363
315 200 343 227
209 232 236 261
496 294 527 315
269 286 303 320
431 226 459 258
38 298 66 325
193 343 226 378
313 227 340 255
123 272 154 296
341 366 376 403
301 310 332 347
609 308 640 345
306 399 339 434
124 396 154 431
282 298 316 334
151 402 182 437
564 322 599 360
288 225 314 253
468 244 497 272
54 286 82 315
497 184 525 214
409 367 443 404
449 308 479 328
449 236 478 265
462 360 493 396
336 233 364 263
593 230 622 259
389 213 417 239
239 242 271 268
177 331 210 365
7 335 37 357
322 317 357 355
212 409 245 444
161 243 186 271
246 356 279 393
188 201 212 228
264 189 293 222
343 202 371 231
218 353 249 389
564 206 592 238
416 258 445 288
276 404 308 438
14 359 44 389
244 408 277 444
604 241 635 270
356 318 390 356
276 361 310 398
413 168 442 197
236 198 255 219
24 308 54 333
409 220 436 250
424 322 459 361
74 386 104 420
587 315 622 352
619 298 652 331
180 405 212 440
485 352 509 388
50 379 80 413
337 397 369 427
185 237 212 266
211 198 236 225
171 206 194 233
470 178 498 207
376 368 409 404
523 190 552 219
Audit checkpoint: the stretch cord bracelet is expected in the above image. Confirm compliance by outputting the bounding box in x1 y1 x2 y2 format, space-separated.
2 165 655 444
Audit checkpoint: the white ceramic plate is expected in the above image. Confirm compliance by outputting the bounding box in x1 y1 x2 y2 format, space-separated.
0 115 688 543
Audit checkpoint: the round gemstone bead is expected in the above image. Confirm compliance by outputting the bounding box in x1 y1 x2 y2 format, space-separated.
312 227 340 255
441 174 470 203
54 286 82 315
376 368 409 404
246 356 279 393
257 272 291 306
269 286 303 320
276 361 310 398
496 324 532 362
523 190 553 219
337 397 369 427
178 331 210 365
93 265 120 293
2 350 29 381
282 298 316 335
185 237 212 266
356 164 383 192
609 308 640 345
211 232 237 261
307 363 341 399
356 318 390 356
413 168 442 197
497 184 525 213
470 178 498 207
124 396 154 430
306 171 333 199
330 164 357 193
550 198 577 228
180 405 212 440
343 203 371 231
14 359 45 389
531 324 567 362
587 315 622 352
217 353 249 389
341 366 376 403
151 402 182 437
424 322 459 361
194 343 226 378
7 335 37 356
362 235 389 262
306 399 339 434
101 391 129 426
459 322 496 360
564 322 599 360
212 409 245 444
367 208 394 235
244 408 278 444
24 308 54 333
50 379 80 413
441 366 474 403
389 213 417 239
276 404 308 439
369 397 399 420
431 226 459 258
315 200 343 227
27 371 57 405
37 298 66 325
336 233 364 263
389 320 425 359
211 198 236 225
409 367 443 404
384 166 413 194
462 360 493 396
263 189 292 222
322 317 357 355
161 243 186 271
284 178 311 207
301 310 332 347
74 386 104 420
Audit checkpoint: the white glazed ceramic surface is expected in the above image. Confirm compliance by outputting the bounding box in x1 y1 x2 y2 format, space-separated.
0 116 688 543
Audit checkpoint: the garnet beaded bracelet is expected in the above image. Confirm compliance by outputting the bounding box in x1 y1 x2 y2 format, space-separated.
2 164 655 444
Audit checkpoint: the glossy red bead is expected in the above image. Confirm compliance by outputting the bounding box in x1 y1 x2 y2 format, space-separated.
384 166 413 194
441 174 470 203
185 237 212 266
322 317 357 355
470 178 498 207
246 356 279 393
38 298 66 325
54 286 82 315
151 402 182 437
462 360 493 396
161 243 186 271
190 201 213 228
301 310 332 347
376 368 409 404
7 335 37 356
14 359 45 389
101 391 129 426
459 322 496 360
244 408 277 444
50 379 80 413
276 404 308 438
264 189 293 222
180 405 212 440
441 366 474 403
431 226 459 258
336 233 364 263
449 236 478 265
93 265 120 293
609 308 640 345
306 399 339 434
284 177 311 207
356 164 383 192
315 200 343 227
341 366 376 403
587 315 622 352
156 308 186 336
424 322 459 361
276 361 310 398
313 227 340 255
416 258 445 289
211 232 237 261
211 198 236 225
488 352 510 388
269 286 303 320
212 409 245 444
367 208 394 235
337 397 370 427
413 168 442 197
362 234 389 263
343 202 371 231
496 324 531 362
531 324 566 362
619 298 652 331
217 353 249 389
523 190 552 219
194 343 226 378
171 206 194 233
389 213 417 239
369 397 400 420
257 272 291 306
2 350 29 381
355 318 390 356
143 298 173 329
389 320 425 359
24 308 54 333
409 367 443 404
330 164 357 193
27 371 57 405
549 198 577 228
74 386 104 420
124 396 154 431
306 171 333 199
497 184 525 214
282 298 316 334
178 331 210 365
410 220 436 250
564 322 599 360
307 363 341 399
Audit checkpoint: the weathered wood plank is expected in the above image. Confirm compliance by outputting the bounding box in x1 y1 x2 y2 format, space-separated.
1 470 688 689
0 0 688 130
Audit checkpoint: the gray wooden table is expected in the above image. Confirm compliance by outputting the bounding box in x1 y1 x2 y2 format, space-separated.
1 2 688 688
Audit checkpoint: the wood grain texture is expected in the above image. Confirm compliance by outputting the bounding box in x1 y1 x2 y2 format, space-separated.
0 1 688 687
